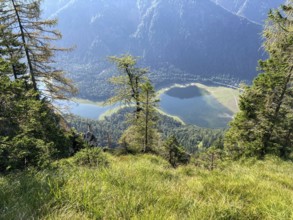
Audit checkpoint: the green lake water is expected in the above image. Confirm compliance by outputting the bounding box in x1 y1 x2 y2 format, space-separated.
62 85 233 128
159 86 233 128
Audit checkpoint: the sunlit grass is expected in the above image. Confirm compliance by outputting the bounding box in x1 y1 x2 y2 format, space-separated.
1 154 293 219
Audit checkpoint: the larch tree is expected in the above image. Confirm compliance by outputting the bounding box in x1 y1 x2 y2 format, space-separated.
225 1 293 159
139 80 160 153
0 24 26 80
0 0 77 100
0 0 78 172
109 54 161 153
108 54 147 118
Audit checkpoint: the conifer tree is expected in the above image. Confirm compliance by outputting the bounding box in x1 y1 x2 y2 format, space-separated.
225 2 293 159
120 80 160 153
0 73 72 171
0 0 78 172
163 136 190 168
108 54 147 118
109 55 161 153
0 24 26 80
0 0 76 100
140 81 160 153
0 54 73 171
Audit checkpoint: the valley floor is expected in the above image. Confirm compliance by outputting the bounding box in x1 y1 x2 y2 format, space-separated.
1 154 293 219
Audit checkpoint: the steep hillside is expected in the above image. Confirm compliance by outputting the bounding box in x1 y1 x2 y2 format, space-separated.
43 0 140 63
42 0 264 97
133 0 263 79
212 0 285 23
1 154 293 219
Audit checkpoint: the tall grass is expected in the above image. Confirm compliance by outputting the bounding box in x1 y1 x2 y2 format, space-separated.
1 154 293 219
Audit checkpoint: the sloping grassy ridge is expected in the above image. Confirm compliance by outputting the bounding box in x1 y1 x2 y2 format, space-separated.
1 154 293 219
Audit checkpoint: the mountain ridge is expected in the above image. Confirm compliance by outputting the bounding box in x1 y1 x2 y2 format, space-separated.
42 0 267 100
211 0 285 24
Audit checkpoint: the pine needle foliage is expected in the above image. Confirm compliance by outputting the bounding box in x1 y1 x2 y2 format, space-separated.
225 1 293 159
0 0 77 100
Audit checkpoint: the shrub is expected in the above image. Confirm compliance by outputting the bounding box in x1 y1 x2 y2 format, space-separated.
0 136 54 172
72 148 109 168
163 136 190 168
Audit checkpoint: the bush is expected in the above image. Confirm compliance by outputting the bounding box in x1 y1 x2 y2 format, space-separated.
72 148 109 168
194 147 225 171
0 136 54 172
163 136 190 168
0 76 76 172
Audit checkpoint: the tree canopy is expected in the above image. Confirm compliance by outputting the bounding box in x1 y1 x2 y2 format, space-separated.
225 2 293 159
0 0 78 172
0 0 77 100
108 55 161 153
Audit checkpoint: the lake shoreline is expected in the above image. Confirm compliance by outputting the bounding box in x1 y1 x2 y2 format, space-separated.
63 82 240 127
157 82 240 113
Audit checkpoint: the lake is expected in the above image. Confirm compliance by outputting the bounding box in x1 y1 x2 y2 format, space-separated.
56 100 114 120
159 85 234 128
61 84 235 128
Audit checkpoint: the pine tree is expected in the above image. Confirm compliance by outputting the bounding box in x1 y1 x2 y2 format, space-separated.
225 2 293 159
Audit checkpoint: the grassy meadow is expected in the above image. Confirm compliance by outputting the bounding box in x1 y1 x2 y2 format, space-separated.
1 154 293 219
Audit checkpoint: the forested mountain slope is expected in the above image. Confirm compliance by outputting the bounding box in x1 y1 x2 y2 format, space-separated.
133 0 262 79
42 0 265 101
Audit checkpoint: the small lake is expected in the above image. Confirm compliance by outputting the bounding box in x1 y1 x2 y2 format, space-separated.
56 101 113 120
159 86 233 128
59 85 234 128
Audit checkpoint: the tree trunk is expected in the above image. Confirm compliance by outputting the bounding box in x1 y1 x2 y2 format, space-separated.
144 90 149 153
281 128 292 158
125 67 141 119
12 0 38 93
11 64 17 80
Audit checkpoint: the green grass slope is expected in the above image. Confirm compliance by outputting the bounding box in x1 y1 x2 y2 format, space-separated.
1 154 293 219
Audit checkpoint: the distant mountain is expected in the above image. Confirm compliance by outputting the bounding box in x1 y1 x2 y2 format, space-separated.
133 0 263 79
211 0 285 23
43 0 140 63
42 0 272 100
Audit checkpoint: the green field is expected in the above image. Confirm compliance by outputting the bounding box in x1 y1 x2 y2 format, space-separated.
1 154 293 219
